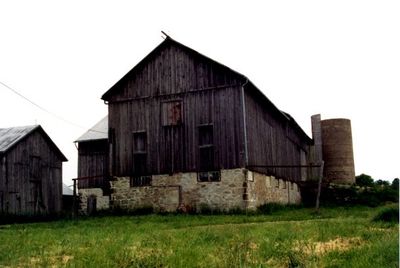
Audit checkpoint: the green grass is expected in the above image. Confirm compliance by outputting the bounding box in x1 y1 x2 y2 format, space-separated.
0 204 398 267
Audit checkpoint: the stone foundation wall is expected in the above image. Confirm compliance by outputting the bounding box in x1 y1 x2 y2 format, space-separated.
246 171 301 209
78 188 110 214
109 168 302 212
110 169 246 212
110 177 180 212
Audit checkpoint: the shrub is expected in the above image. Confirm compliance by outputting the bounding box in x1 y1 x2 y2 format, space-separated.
372 206 399 223
391 178 399 190
257 203 301 214
356 174 374 187
302 181 399 208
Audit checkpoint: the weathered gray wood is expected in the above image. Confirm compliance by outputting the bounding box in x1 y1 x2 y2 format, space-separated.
77 139 109 192
0 127 65 215
102 37 312 181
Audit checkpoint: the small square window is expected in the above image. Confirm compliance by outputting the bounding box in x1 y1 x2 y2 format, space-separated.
198 172 209 182
161 101 182 126
130 176 152 187
197 171 221 182
133 132 146 153
209 171 221 182
198 125 213 146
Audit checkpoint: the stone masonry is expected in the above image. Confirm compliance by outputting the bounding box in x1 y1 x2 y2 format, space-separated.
79 188 110 214
109 168 301 213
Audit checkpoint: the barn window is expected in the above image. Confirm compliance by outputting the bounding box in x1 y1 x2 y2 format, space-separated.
132 131 147 176
161 100 183 126
133 131 146 153
198 124 214 171
197 171 221 182
197 124 220 182
130 176 152 187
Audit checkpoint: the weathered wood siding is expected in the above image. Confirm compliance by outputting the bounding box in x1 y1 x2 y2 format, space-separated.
104 38 311 181
77 139 109 191
0 131 62 215
106 41 242 102
109 86 245 176
244 85 309 181
107 40 246 176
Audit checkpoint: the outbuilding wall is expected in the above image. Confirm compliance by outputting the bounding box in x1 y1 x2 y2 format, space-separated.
0 130 63 215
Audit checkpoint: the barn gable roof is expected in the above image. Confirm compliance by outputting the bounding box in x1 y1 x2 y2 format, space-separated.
101 36 248 101
0 125 68 161
101 35 311 143
75 116 108 143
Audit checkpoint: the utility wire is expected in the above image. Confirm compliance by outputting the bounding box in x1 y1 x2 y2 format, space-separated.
0 80 107 134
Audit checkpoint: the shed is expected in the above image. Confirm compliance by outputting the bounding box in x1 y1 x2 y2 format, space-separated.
75 116 109 192
0 125 67 216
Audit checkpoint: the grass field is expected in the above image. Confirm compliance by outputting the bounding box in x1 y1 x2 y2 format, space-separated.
0 204 398 268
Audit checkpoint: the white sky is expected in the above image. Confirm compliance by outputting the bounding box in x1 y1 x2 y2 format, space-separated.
0 0 399 185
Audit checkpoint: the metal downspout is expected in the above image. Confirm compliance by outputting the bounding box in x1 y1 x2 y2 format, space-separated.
241 78 249 167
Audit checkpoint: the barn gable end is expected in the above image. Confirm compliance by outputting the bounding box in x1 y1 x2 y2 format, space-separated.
0 125 66 216
78 35 319 214
102 37 245 102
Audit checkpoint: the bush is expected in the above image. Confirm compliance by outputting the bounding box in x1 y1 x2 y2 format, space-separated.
373 206 399 223
356 174 374 187
257 203 301 214
301 182 399 208
391 178 399 190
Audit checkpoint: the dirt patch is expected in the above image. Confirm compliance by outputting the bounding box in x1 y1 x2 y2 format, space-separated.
19 254 74 267
294 237 363 256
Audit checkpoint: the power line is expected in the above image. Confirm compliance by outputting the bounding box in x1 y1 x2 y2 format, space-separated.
0 80 107 134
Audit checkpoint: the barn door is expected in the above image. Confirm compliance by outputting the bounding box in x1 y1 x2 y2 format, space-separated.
87 195 97 215
163 126 182 174
30 155 45 214
161 100 183 174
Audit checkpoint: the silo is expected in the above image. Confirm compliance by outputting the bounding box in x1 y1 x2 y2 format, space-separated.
321 118 355 184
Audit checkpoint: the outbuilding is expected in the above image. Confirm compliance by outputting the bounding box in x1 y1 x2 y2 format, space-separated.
0 125 67 216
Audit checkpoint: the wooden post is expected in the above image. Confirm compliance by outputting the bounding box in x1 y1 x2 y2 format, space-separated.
72 178 77 218
315 161 325 213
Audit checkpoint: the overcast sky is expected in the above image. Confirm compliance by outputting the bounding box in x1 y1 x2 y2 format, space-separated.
0 0 399 185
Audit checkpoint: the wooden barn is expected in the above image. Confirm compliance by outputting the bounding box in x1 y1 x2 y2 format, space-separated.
79 35 316 213
75 116 110 213
0 125 67 216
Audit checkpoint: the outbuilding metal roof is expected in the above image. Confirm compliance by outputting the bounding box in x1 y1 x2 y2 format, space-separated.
63 183 73 196
0 125 67 161
75 116 108 142
0 125 38 153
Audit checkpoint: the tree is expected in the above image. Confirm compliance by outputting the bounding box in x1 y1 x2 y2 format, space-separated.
391 178 399 190
355 174 374 187
376 179 390 187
